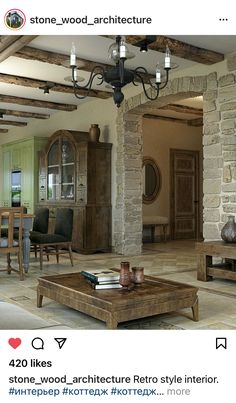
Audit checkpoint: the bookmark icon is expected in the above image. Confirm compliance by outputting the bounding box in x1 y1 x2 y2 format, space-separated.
216 337 227 350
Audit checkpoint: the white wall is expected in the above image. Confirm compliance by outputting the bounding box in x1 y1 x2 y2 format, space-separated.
0 97 117 143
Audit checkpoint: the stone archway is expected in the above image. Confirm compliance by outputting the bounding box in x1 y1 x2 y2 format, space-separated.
114 74 210 255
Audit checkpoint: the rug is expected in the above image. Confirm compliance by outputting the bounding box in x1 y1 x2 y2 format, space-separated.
120 317 184 330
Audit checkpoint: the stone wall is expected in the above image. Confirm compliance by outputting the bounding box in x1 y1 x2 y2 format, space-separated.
114 58 236 254
203 58 236 240
114 77 206 255
114 112 143 255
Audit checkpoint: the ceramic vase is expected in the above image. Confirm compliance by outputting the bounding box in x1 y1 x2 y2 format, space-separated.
89 124 100 142
119 261 131 287
131 267 144 285
221 215 236 243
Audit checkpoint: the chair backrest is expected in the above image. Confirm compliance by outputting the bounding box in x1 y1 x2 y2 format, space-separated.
0 207 23 250
33 208 49 234
54 208 74 241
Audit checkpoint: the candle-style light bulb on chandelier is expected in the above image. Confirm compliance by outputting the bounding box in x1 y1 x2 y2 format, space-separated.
70 36 172 108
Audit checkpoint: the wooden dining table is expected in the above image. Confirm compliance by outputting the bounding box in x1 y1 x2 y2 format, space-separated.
2 213 34 273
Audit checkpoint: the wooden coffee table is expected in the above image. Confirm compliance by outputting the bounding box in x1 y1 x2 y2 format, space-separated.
37 272 199 329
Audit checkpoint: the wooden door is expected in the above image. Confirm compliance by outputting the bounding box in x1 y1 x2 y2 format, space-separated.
170 149 200 240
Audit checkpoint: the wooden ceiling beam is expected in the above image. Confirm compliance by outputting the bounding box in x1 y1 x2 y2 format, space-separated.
0 108 50 119
187 117 203 127
0 94 77 111
0 128 8 133
125 35 224 65
0 35 21 52
143 114 203 126
0 119 27 127
159 103 203 115
15 46 154 84
0 36 38 62
15 45 112 71
143 114 189 124
0 72 111 99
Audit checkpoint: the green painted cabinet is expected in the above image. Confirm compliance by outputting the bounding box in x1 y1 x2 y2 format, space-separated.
11 146 22 170
21 142 34 211
1 137 47 213
2 149 11 207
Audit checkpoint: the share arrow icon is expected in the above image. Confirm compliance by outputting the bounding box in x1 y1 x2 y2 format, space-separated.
54 338 67 349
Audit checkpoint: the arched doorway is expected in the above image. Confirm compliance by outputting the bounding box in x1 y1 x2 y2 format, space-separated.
114 75 207 254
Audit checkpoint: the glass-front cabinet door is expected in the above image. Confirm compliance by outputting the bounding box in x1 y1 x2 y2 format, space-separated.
47 139 59 201
61 139 75 200
47 137 75 202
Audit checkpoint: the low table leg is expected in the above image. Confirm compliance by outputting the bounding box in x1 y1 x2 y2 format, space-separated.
106 315 118 329
197 254 212 281
191 297 199 321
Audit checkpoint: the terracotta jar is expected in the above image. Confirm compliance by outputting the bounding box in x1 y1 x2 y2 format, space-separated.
89 124 100 142
119 261 131 287
131 267 144 284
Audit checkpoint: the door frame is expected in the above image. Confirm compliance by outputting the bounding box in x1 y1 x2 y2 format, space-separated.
169 148 200 240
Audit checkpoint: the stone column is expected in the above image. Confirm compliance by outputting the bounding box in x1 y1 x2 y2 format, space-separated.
203 65 236 240
218 66 236 232
114 111 143 255
203 72 222 240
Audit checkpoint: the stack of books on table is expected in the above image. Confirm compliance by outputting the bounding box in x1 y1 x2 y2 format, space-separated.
80 268 122 289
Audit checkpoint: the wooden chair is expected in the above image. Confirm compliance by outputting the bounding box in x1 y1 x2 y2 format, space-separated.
30 208 74 270
0 207 24 280
30 207 49 258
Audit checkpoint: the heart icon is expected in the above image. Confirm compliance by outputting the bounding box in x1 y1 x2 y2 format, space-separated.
8 338 22 349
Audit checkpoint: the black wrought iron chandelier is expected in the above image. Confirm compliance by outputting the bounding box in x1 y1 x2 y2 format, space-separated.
70 36 172 108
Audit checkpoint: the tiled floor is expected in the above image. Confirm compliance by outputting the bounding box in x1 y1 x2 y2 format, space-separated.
1 240 236 330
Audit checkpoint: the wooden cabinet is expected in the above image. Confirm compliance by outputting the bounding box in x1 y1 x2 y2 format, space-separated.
1 137 48 212
47 136 76 202
38 129 112 253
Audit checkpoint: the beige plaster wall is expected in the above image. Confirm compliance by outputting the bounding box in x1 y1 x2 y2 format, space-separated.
142 117 203 231
0 97 118 222
0 97 117 144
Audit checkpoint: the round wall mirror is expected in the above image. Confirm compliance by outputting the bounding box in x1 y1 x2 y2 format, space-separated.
142 157 161 204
